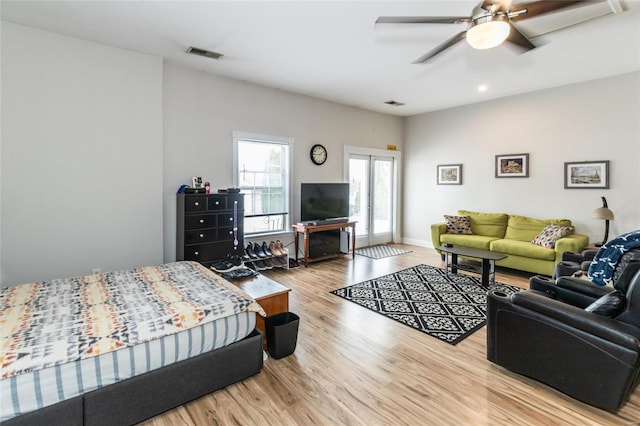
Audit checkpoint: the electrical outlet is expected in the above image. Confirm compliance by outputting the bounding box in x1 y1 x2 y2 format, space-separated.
91 268 101 275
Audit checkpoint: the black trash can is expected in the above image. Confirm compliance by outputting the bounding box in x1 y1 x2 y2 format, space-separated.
265 312 299 359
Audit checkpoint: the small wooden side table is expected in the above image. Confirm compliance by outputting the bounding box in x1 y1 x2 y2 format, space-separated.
234 274 291 349
292 221 356 266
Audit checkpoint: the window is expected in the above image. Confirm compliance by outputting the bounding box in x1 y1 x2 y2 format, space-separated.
233 131 291 235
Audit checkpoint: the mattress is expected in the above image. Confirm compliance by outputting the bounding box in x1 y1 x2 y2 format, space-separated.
0 261 264 422
1 311 255 422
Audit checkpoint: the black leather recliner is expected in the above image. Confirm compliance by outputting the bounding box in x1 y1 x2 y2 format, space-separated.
486 250 640 411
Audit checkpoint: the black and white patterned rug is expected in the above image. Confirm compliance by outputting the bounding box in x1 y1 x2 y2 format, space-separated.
330 264 522 345
355 244 412 259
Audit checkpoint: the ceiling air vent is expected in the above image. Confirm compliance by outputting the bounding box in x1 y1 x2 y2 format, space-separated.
384 100 405 107
186 46 223 60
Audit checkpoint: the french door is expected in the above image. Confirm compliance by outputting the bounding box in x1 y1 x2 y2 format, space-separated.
348 152 397 248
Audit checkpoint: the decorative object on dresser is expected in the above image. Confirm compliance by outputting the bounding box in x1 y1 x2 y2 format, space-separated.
176 192 244 268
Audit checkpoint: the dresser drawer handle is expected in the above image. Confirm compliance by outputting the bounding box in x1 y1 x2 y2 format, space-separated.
199 219 204 224
215 201 220 205
194 251 199 256
229 218 233 222
228 230 233 235
194 202 200 206
199 234 204 238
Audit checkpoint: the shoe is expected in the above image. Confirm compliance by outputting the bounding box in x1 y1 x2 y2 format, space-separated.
262 241 272 257
246 243 258 259
273 257 287 267
263 258 276 269
269 241 282 257
275 240 286 257
246 262 256 271
211 256 244 273
242 249 251 261
253 260 267 271
253 243 266 258
288 258 299 268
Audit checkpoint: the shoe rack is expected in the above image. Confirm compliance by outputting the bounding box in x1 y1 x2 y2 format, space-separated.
244 241 289 271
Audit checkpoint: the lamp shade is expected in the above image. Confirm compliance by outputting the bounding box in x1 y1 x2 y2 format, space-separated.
593 207 614 221
466 15 510 50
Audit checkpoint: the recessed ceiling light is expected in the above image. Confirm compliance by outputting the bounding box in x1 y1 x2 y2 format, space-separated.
477 84 488 93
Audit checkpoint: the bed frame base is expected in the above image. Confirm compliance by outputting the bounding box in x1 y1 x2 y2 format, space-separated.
4 329 263 426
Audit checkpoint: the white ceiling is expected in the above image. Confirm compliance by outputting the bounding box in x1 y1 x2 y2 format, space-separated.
1 1 639 116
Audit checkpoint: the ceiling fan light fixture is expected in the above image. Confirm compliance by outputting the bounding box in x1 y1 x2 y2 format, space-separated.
466 15 510 50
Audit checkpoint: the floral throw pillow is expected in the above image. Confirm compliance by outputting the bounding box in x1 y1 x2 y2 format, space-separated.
444 215 473 235
531 224 573 248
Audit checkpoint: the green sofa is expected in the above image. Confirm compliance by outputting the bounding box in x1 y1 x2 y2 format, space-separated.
430 210 589 276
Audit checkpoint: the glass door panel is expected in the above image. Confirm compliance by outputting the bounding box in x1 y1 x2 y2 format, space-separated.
372 158 393 236
348 154 395 247
348 156 369 238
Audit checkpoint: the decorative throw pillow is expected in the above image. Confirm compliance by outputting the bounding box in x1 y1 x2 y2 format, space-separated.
531 224 573 248
444 215 473 235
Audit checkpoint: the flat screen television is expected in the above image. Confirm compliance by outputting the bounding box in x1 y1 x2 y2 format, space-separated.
300 183 349 222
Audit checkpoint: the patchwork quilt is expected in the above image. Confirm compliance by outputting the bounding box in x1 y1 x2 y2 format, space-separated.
0 261 265 379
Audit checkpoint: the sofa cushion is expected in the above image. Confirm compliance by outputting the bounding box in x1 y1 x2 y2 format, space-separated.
504 215 573 242
491 239 557 261
457 210 508 238
440 234 498 251
444 215 473 234
531 224 574 248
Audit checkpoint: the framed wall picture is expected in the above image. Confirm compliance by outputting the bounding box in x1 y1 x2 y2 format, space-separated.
437 164 462 185
495 153 529 178
564 160 609 189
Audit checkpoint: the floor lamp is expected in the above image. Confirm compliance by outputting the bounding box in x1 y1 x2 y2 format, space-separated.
593 196 614 246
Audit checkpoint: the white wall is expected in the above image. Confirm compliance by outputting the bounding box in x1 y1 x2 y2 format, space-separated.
163 64 404 263
1 23 164 286
403 72 640 247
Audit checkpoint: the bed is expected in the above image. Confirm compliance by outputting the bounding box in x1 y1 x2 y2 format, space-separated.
0 261 265 425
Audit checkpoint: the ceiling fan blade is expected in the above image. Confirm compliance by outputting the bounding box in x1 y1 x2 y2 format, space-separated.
413 30 467 64
509 0 596 22
505 23 535 51
376 16 470 25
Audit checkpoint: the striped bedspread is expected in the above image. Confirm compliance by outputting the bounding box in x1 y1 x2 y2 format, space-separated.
1 261 265 380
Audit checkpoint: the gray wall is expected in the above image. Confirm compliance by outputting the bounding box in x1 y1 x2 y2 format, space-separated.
0 23 403 286
403 72 640 247
1 22 164 285
2 21 638 287
162 63 404 263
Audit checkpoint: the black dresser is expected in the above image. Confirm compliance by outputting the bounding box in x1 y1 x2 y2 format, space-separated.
176 193 244 268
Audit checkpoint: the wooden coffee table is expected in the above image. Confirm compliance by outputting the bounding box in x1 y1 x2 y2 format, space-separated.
233 274 291 348
436 245 507 288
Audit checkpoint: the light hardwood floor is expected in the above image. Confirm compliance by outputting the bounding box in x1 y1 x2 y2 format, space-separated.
141 245 640 425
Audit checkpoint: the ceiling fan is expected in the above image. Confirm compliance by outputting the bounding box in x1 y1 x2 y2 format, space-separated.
376 0 600 63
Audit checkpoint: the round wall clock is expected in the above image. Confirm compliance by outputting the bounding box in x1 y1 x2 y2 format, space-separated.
310 144 328 165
